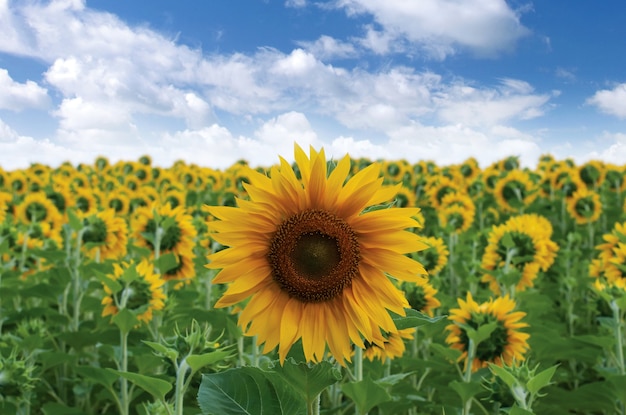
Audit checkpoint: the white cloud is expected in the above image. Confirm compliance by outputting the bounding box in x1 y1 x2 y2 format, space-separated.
336 0 530 59
586 83 626 118
296 35 357 60
0 68 49 110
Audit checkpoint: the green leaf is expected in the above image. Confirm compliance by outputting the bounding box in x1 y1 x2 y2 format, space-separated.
66 209 83 231
198 367 306 415
509 406 534 415
341 376 392 414
488 363 519 389
74 366 119 388
271 358 341 404
186 350 233 372
474 321 499 345
155 251 179 274
42 403 85 415
449 380 484 404
95 272 123 294
526 365 558 395
108 369 172 401
142 340 179 362
111 308 139 333
391 308 447 330
501 232 515 249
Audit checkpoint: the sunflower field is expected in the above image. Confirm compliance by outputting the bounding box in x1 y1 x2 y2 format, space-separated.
1 146 625 415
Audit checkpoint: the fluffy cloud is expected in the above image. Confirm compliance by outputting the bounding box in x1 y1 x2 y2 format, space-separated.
586 83 626 118
0 68 49 111
335 0 530 58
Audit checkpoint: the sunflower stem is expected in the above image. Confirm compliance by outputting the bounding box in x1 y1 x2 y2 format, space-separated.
307 392 321 415
119 330 130 415
610 300 625 376
462 338 477 415
354 347 364 415
174 357 189 415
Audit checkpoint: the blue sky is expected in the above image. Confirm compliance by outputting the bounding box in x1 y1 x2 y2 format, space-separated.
1 0 626 170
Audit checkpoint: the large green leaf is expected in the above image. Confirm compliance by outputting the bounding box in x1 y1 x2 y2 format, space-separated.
198 367 306 415
108 370 172 401
271 358 341 404
341 376 392 414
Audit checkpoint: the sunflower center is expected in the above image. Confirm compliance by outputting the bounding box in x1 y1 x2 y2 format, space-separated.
268 209 360 303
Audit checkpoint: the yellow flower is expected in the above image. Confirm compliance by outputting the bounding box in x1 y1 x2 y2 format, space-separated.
101 259 166 325
82 209 128 260
362 328 415 362
414 236 449 276
14 192 64 230
131 203 197 256
493 170 537 212
578 160 605 189
446 293 530 372
566 187 602 225
403 278 441 317
481 214 558 294
205 144 428 364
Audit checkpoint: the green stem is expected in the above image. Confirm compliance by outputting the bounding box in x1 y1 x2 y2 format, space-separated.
174 358 189 415
462 339 477 415
120 330 129 415
610 300 625 376
354 347 364 415
307 392 321 415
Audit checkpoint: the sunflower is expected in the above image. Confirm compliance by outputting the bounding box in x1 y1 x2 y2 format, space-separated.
392 185 416 208
162 188 187 209
438 204 474 234
8 171 28 195
481 214 558 294
162 251 196 285
566 188 602 225
102 191 131 216
131 203 197 256
481 166 502 194
205 144 428 364
0 168 9 190
578 160 605 189
413 236 449 276
425 176 461 209
445 292 530 372
72 187 100 217
458 157 480 183
101 259 166 325
591 222 626 285
403 278 441 317
362 328 415 362
603 164 626 193
493 170 537 213
382 160 409 184
0 191 13 223
82 209 128 260
14 192 64 230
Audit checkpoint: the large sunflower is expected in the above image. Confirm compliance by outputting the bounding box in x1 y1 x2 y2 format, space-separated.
446 292 530 372
205 145 428 364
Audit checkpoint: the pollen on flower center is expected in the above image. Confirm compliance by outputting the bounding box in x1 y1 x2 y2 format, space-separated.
268 209 360 303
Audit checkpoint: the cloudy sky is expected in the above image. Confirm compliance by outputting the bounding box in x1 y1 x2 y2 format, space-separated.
1 0 626 170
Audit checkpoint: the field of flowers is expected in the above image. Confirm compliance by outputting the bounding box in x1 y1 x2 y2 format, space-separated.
0 145 625 415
